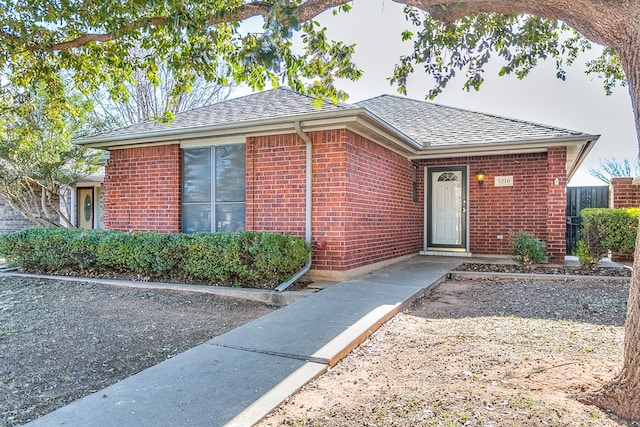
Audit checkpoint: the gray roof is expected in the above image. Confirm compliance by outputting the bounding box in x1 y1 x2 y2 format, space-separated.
83 88 593 150
95 88 356 139
355 94 587 147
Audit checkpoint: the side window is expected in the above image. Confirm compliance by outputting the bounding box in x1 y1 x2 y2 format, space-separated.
182 144 246 233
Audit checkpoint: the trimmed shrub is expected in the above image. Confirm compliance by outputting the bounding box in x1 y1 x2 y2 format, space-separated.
510 231 546 267
182 231 310 288
0 228 311 289
0 227 74 272
575 208 638 266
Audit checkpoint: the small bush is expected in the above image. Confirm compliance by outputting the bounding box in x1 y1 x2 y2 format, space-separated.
573 240 597 267
575 208 638 265
0 228 311 289
510 231 546 267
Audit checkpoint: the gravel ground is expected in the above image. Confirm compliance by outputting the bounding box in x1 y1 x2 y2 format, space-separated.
259 276 637 427
454 262 632 277
0 277 275 426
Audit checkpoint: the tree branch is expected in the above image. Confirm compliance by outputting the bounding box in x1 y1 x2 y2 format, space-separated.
0 0 634 53
396 0 628 48
297 0 352 21
9 0 351 52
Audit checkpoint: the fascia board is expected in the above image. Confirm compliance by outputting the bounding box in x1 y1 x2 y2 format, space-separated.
73 109 370 149
566 138 597 180
410 135 600 180
72 107 424 158
408 135 599 160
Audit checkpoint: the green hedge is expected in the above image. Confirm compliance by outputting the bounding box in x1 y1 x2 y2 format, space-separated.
0 228 311 289
575 208 639 265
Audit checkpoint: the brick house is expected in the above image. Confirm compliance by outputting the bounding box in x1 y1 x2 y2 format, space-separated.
75 89 598 281
0 173 104 233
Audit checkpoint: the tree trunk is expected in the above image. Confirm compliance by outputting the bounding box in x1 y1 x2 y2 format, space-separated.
578 38 640 422
579 221 640 421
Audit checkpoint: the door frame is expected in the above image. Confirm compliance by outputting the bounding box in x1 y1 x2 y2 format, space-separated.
77 187 95 229
424 166 469 252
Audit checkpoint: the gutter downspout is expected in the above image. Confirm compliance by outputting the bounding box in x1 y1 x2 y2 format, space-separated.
275 122 313 292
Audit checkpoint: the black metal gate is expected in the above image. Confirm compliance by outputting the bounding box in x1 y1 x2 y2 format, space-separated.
566 186 609 254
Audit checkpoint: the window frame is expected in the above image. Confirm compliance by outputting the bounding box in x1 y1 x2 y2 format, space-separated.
181 142 246 233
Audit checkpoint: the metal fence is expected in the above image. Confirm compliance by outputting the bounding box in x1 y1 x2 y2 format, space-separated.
566 186 609 254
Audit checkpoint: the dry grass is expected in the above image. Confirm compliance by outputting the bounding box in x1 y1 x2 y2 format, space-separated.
259 278 637 427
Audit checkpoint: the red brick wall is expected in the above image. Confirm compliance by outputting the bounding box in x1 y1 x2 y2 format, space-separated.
611 177 640 208
545 147 567 262
341 133 422 270
103 138 568 270
104 144 181 232
247 130 422 274
417 148 567 262
309 130 350 271
246 134 308 236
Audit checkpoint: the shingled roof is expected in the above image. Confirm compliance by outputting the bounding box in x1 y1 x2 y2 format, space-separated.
95 87 357 139
77 88 595 154
355 94 588 148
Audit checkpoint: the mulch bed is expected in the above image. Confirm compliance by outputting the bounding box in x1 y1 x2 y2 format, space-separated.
454 262 632 277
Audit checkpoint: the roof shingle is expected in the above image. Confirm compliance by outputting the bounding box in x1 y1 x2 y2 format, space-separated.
85 88 592 150
355 94 587 148
96 88 356 138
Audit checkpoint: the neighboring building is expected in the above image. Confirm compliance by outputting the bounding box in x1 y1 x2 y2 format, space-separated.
70 169 105 230
75 89 598 280
0 198 36 233
0 170 105 233
610 177 640 209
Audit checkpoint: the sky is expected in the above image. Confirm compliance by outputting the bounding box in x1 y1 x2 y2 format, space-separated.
242 1 638 186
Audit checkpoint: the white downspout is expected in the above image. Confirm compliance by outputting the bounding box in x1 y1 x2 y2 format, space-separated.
275 121 313 292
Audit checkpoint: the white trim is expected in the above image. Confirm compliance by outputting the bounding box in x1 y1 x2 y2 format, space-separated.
420 250 472 257
102 140 181 150
423 167 428 251
95 187 102 230
69 189 76 228
74 181 102 188
74 109 370 147
180 136 245 148
424 166 469 253
465 165 470 252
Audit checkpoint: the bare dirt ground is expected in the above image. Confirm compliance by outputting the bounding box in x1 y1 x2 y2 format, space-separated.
0 277 275 426
259 277 638 427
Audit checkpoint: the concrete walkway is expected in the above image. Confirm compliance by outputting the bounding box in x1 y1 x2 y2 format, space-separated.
25 256 461 427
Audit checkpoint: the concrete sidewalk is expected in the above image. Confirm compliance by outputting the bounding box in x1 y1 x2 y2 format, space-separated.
25 256 461 427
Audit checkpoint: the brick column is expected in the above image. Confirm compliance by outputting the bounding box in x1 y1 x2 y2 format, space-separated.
611 177 640 208
545 147 567 263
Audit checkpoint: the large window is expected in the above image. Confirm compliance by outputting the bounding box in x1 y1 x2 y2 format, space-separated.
182 144 246 233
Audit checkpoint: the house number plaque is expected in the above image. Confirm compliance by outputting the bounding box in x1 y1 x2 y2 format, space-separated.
494 176 514 187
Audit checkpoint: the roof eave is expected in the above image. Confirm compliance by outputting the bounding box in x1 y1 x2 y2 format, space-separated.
408 135 597 158
72 107 423 158
73 108 368 149
566 137 598 181
409 134 600 179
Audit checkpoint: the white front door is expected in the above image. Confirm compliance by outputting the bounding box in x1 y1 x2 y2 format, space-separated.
427 167 467 250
